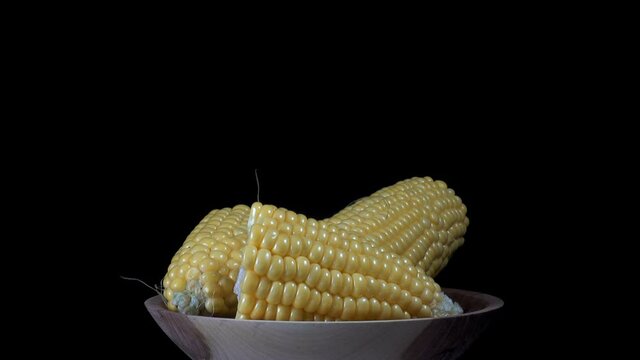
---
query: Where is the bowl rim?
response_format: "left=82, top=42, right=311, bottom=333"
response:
left=145, top=288, right=503, bottom=324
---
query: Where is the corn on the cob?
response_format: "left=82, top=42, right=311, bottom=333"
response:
left=234, top=202, right=451, bottom=320
left=162, top=176, right=467, bottom=320
left=162, top=205, right=250, bottom=316
left=326, top=177, right=468, bottom=277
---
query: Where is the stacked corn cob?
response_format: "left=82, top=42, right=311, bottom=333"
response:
left=327, top=177, right=468, bottom=277
left=163, top=205, right=249, bottom=316
left=162, top=177, right=467, bottom=320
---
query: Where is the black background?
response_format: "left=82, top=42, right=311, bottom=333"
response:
left=105, top=159, right=556, bottom=359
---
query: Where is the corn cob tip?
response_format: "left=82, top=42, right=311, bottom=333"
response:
left=433, top=292, right=463, bottom=317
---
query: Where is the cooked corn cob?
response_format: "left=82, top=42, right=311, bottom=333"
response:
left=234, top=202, right=451, bottom=320
left=162, top=205, right=250, bottom=316
left=162, top=176, right=467, bottom=319
left=326, top=177, right=468, bottom=277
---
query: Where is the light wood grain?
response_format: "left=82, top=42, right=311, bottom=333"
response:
left=145, top=288, right=503, bottom=360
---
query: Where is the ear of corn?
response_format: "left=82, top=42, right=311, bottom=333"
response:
left=234, top=202, right=449, bottom=320
left=326, top=177, right=468, bottom=277
left=162, top=205, right=250, bottom=316
left=162, top=176, right=468, bottom=320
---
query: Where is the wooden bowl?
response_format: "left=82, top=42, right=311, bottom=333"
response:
left=145, top=288, right=503, bottom=360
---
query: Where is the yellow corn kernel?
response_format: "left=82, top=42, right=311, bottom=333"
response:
left=266, top=281, right=284, bottom=304
left=355, top=297, right=370, bottom=320
left=303, top=290, right=322, bottom=313
left=293, top=283, right=311, bottom=309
